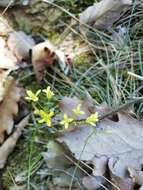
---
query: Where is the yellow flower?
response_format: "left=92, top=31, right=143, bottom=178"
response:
left=73, top=104, right=85, bottom=116
left=38, top=110, right=54, bottom=127
left=25, top=90, right=41, bottom=102
left=60, top=113, right=74, bottom=129
left=34, top=108, right=40, bottom=115
left=42, top=86, right=54, bottom=100
left=86, top=112, right=99, bottom=126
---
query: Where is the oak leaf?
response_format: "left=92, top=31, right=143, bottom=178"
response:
left=45, top=96, right=143, bottom=190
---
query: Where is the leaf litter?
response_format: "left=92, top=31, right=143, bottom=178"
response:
left=0, top=0, right=143, bottom=190
left=43, top=96, right=143, bottom=190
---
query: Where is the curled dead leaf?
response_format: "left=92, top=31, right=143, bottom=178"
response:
left=0, top=78, right=22, bottom=143
left=0, top=69, right=11, bottom=102
left=0, top=115, right=29, bottom=169
left=31, top=41, right=56, bottom=81
left=0, top=16, right=12, bottom=36
left=79, top=0, right=131, bottom=31
left=0, top=37, right=18, bottom=70
left=83, top=176, right=107, bottom=190
left=7, top=31, right=35, bottom=61
left=31, top=41, right=69, bottom=82
left=129, top=167, right=143, bottom=186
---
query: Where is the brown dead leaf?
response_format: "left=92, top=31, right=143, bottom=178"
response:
left=83, top=176, right=107, bottom=190
left=0, top=69, right=11, bottom=102
left=51, top=96, right=143, bottom=189
left=32, top=41, right=56, bottom=81
left=129, top=167, right=143, bottom=186
left=0, top=37, right=18, bottom=70
left=0, top=78, right=22, bottom=143
left=32, top=40, right=71, bottom=81
left=7, top=31, right=35, bottom=61
left=109, top=174, right=134, bottom=190
left=0, top=16, right=12, bottom=36
left=79, top=0, right=131, bottom=31
left=0, top=115, right=29, bottom=169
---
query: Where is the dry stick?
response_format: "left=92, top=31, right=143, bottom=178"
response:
left=99, top=97, right=143, bottom=120
left=65, top=154, right=120, bottom=190
left=79, top=160, right=120, bottom=190
left=1, top=0, right=13, bottom=15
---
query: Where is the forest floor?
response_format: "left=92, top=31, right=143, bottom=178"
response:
left=1, top=0, right=143, bottom=190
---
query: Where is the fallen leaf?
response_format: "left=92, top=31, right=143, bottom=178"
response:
left=42, top=141, right=73, bottom=170
left=0, top=37, right=18, bottom=70
left=82, top=176, right=107, bottom=190
left=46, top=96, right=143, bottom=189
left=43, top=141, right=85, bottom=188
left=0, top=16, right=12, bottom=36
left=109, top=168, right=134, bottom=190
left=79, top=0, right=131, bottom=31
left=0, top=78, right=22, bottom=143
left=32, top=41, right=56, bottom=81
left=0, top=115, right=29, bottom=169
left=53, top=166, right=84, bottom=188
left=0, top=69, right=11, bottom=102
left=59, top=95, right=96, bottom=120
left=7, top=31, right=35, bottom=61
left=32, top=41, right=68, bottom=82
left=129, top=167, right=143, bottom=185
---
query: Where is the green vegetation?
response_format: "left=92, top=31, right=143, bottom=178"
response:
left=2, top=0, right=143, bottom=189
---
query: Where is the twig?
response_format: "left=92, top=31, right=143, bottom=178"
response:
left=1, top=0, right=13, bottom=15
left=99, top=97, right=143, bottom=120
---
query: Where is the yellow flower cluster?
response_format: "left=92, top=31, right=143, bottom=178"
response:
left=25, top=89, right=99, bottom=129
left=60, top=113, right=73, bottom=129
left=73, top=104, right=84, bottom=116
left=25, top=87, right=55, bottom=127
left=61, top=104, right=99, bottom=129
left=25, top=90, right=41, bottom=102
left=25, top=86, right=54, bottom=102
left=42, top=86, right=54, bottom=100
left=86, top=112, right=99, bottom=126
